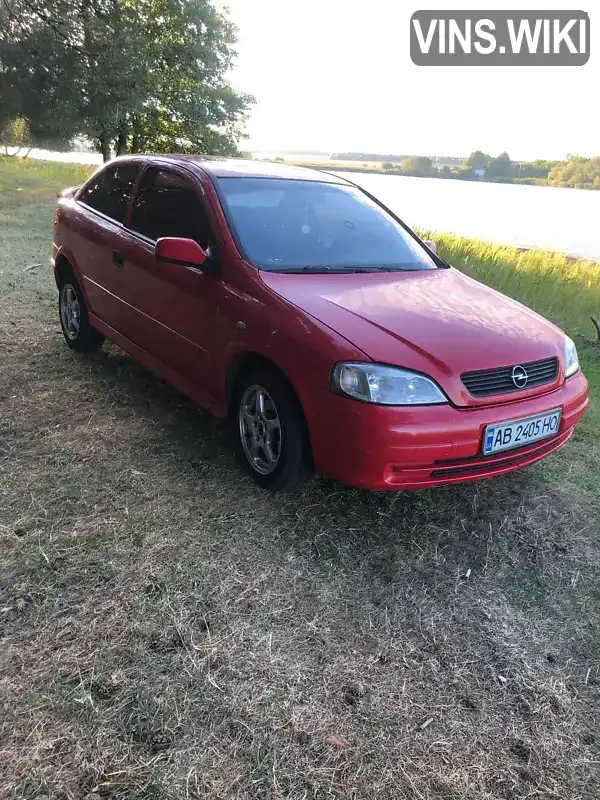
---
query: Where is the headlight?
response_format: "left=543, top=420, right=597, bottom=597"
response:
left=564, top=335, right=580, bottom=378
left=332, top=362, right=448, bottom=405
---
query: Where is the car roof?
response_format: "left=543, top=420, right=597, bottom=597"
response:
left=119, top=154, right=349, bottom=184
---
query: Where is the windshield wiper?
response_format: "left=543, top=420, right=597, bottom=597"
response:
left=268, top=265, right=405, bottom=274
left=268, top=265, right=342, bottom=273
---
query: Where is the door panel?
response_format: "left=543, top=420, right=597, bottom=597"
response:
left=116, top=167, right=219, bottom=389
left=69, top=208, right=128, bottom=330
left=115, top=230, right=214, bottom=386
left=70, top=162, right=140, bottom=330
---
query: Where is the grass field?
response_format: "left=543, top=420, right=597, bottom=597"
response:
left=1, top=156, right=599, bottom=799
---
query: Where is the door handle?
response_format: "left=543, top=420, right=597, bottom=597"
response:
left=113, top=250, right=125, bottom=268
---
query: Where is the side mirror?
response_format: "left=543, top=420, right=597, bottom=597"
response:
left=423, top=240, right=437, bottom=255
left=155, top=237, right=207, bottom=268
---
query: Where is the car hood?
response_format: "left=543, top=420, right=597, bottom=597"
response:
left=260, top=268, right=565, bottom=407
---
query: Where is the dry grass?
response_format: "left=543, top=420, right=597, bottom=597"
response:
left=1, top=156, right=600, bottom=799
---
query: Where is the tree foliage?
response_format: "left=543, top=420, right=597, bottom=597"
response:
left=547, top=155, right=600, bottom=188
left=486, top=151, right=513, bottom=178
left=465, top=150, right=490, bottom=170
left=0, top=0, right=81, bottom=147
left=0, top=0, right=253, bottom=160
left=400, top=155, right=433, bottom=176
left=464, top=150, right=516, bottom=179
left=1, top=116, right=33, bottom=155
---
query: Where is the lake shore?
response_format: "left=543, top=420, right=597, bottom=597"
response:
left=273, top=157, right=600, bottom=191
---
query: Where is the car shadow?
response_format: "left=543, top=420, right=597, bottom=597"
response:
left=71, top=342, right=563, bottom=592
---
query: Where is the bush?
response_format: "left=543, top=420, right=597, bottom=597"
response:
left=1, top=117, right=33, bottom=156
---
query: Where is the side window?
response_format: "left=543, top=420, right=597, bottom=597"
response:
left=78, top=163, right=139, bottom=223
left=129, top=168, right=212, bottom=248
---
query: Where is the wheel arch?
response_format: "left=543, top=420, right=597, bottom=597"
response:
left=228, top=350, right=318, bottom=486
left=54, top=250, right=94, bottom=311
left=226, top=350, right=316, bottom=476
left=226, top=352, right=295, bottom=414
left=54, top=253, right=76, bottom=286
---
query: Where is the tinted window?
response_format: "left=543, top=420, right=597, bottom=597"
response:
left=217, top=178, right=437, bottom=272
left=78, top=163, right=139, bottom=223
left=129, top=168, right=211, bottom=247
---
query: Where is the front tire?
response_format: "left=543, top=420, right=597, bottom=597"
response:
left=58, top=270, right=104, bottom=353
left=235, top=368, right=314, bottom=491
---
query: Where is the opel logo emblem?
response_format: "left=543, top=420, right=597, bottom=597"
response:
left=512, top=365, right=528, bottom=388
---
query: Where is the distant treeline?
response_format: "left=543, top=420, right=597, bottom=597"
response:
left=322, top=150, right=600, bottom=190
left=331, top=152, right=464, bottom=166
left=462, top=151, right=600, bottom=189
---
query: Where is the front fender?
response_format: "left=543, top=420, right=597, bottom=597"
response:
left=217, top=303, right=365, bottom=427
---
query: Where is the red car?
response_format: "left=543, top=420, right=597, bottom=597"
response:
left=52, top=156, right=588, bottom=490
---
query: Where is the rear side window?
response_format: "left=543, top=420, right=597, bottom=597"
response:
left=129, top=168, right=211, bottom=248
left=78, top=163, right=139, bottom=223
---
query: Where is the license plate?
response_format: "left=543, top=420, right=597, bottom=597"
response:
left=483, top=409, right=561, bottom=455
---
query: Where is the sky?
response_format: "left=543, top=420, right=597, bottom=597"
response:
left=218, top=0, right=599, bottom=160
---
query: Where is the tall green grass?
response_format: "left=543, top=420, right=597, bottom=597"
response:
left=419, top=230, right=600, bottom=339
left=0, top=154, right=93, bottom=191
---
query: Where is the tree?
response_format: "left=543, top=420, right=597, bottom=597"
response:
left=400, top=155, right=433, bottom=176
left=381, top=162, right=394, bottom=170
left=465, top=150, right=490, bottom=170
left=516, top=159, right=559, bottom=180
left=0, top=0, right=82, bottom=148
left=486, top=151, right=513, bottom=178
left=548, top=155, right=600, bottom=187
left=0, top=0, right=253, bottom=160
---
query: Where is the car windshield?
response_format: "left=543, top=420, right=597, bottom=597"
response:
left=216, top=177, right=437, bottom=272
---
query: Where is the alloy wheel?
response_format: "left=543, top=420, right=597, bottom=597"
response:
left=60, top=283, right=81, bottom=341
left=238, top=384, right=282, bottom=475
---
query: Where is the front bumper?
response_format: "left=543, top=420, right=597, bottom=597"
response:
left=309, top=371, right=588, bottom=490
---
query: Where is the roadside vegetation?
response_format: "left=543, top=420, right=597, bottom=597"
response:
left=1, top=156, right=599, bottom=799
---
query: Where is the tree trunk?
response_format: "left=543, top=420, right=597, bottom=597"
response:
left=99, top=134, right=111, bottom=162
left=116, top=130, right=128, bottom=156
left=131, top=117, right=141, bottom=153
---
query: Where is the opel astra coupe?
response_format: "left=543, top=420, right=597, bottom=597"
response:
left=52, top=156, right=588, bottom=490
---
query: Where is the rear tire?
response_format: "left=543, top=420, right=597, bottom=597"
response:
left=58, top=268, right=105, bottom=353
left=234, top=368, right=314, bottom=491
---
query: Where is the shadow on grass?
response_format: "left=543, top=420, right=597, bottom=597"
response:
left=71, top=342, right=572, bottom=595
left=3, top=336, right=598, bottom=800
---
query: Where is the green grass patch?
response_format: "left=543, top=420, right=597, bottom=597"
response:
left=0, top=154, right=93, bottom=191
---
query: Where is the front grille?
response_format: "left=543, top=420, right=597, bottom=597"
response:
left=462, top=357, right=558, bottom=397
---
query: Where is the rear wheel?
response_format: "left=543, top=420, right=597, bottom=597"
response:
left=235, top=368, right=314, bottom=491
left=58, top=269, right=104, bottom=353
